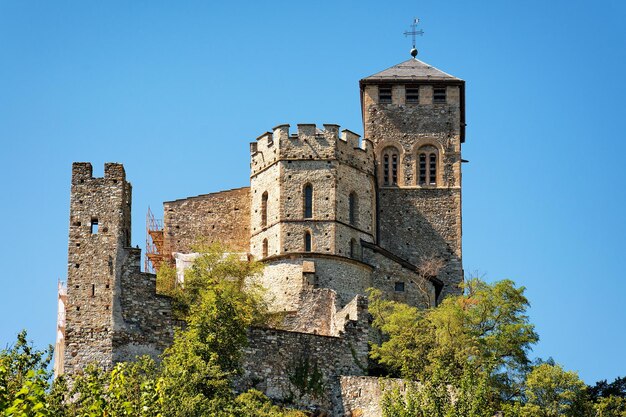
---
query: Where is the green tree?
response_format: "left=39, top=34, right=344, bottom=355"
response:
left=156, top=243, right=301, bottom=416
left=0, top=330, right=54, bottom=416
left=595, top=396, right=626, bottom=417
left=1, top=245, right=304, bottom=417
left=516, top=363, right=591, bottom=417
left=371, top=279, right=538, bottom=390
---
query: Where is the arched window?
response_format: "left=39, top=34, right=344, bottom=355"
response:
left=382, top=147, right=399, bottom=186
left=262, top=238, right=268, bottom=258
left=417, top=146, right=438, bottom=186
left=349, top=192, right=358, bottom=226
left=304, top=231, right=312, bottom=252
left=304, top=184, right=313, bottom=219
left=261, top=191, right=268, bottom=227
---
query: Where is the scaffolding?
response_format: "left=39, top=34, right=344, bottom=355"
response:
left=145, top=207, right=168, bottom=273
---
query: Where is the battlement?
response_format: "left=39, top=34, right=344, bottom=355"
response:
left=72, top=162, right=126, bottom=183
left=250, top=124, right=374, bottom=176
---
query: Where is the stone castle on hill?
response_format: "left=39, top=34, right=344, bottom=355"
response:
left=55, top=56, right=467, bottom=416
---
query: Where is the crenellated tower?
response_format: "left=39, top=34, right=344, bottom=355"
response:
left=360, top=58, right=465, bottom=297
left=62, top=162, right=173, bottom=376
left=249, top=124, right=377, bottom=308
left=64, top=163, right=132, bottom=373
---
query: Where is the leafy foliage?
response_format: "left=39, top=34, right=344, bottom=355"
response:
left=371, top=279, right=538, bottom=395
left=0, top=245, right=305, bottom=416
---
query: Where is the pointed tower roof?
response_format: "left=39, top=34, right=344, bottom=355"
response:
left=360, top=58, right=462, bottom=84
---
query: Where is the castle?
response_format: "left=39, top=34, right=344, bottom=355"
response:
left=55, top=55, right=466, bottom=416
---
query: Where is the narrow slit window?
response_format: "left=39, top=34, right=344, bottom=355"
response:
left=433, top=86, right=446, bottom=104
left=350, top=238, right=358, bottom=259
left=379, top=86, right=392, bottom=104
left=349, top=192, right=358, bottom=226
left=391, top=154, right=398, bottom=185
left=304, top=231, right=312, bottom=252
left=304, top=184, right=313, bottom=219
left=91, top=284, right=95, bottom=297
left=406, top=85, right=419, bottom=104
left=429, top=154, right=437, bottom=184
left=261, top=192, right=268, bottom=227
left=419, top=154, right=427, bottom=185
left=383, top=154, right=390, bottom=185
left=262, top=239, right=268, bottom=258
left=90, top=219, right=99, bottom=234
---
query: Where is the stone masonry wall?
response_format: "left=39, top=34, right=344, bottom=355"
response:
left=339, top=376, right=409, bottom=417
left=163, top=187, right=251, bottom=255
left=113, top=247, right=173, bottom=363
left=250, top=163, right=281, bottom=258
left=64, top=163, right=131, bottom=373
left=236, top=296, right=369, bottom=414
left=363, top=244, right=436, bottom=309
left=378, top=188, right=462, bottom=297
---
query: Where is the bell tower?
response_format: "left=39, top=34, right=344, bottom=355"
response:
left=360, top=57, right=466, bottom=297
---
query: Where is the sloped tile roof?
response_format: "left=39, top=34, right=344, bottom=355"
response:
left=361, top=58, right=462, bottom=83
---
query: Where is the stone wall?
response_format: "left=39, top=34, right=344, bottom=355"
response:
left=236, top=295, right=369, bottom=414
left=378, top=188, right=462, bottom=297
left=363, top=243, right=437, bottom=308
left=113, top=248, right=173, bottom=363
left=163, top=187, right=251, bottom=254
left=339, top=376, right=409, bottom=417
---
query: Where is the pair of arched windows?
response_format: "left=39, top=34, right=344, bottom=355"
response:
left=382, top=147, right=399, bottom=186
left=380, top=146, right=439, bottom=186
left=418, top=146, right=438, bottom=186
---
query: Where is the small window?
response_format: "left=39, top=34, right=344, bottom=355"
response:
left=379, top=86, right=392, bottom=104
left=394, top=281, right=405, bottom=292
left=419, top=154, right=427, bottom=185
left=262, top=239, right=268, bottom=258
left=433, top=87, right=446, bottom=104
left=90, top=219, right=99, bottom=234
left=350, top=238, right=359, bottom=259
left=406, top=85, right=419, bottom=104
left=304, top=231, right=312, bottom=252
left=429, top=154, right=437, bottom=185
left=304, top=184, right=313, bottom=219
left=349, top=192, right=358, bottom=226
left=261, top=192, right=268, bottom=227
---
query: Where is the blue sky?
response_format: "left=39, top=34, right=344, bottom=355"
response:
left=1, top=0, right=625, bottom=384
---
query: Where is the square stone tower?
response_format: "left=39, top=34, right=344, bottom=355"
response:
left=64, top=163, right=132, bottom=373
left=360, top=58, right=465, bottom=297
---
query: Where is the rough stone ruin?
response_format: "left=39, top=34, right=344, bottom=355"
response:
left=55, top=57, right=466, bottom=416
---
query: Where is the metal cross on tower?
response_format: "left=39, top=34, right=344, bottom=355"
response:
left=404, top=18, right=424, bottom=58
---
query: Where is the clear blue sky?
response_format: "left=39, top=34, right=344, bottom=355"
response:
left=1, top=0, right=624, bottom=384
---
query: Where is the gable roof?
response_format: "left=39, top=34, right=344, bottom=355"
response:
left=360, top=58, right=462, bottom=83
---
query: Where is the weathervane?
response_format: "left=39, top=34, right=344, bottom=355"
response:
left=404, top=18, right=424, bottom=58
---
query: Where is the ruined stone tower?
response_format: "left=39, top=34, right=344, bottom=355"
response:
left=64, top=163, right=132, bottom=373
left=360, top=58, right=465, bottom=297
left=63, top=163, right=173, bottom=375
